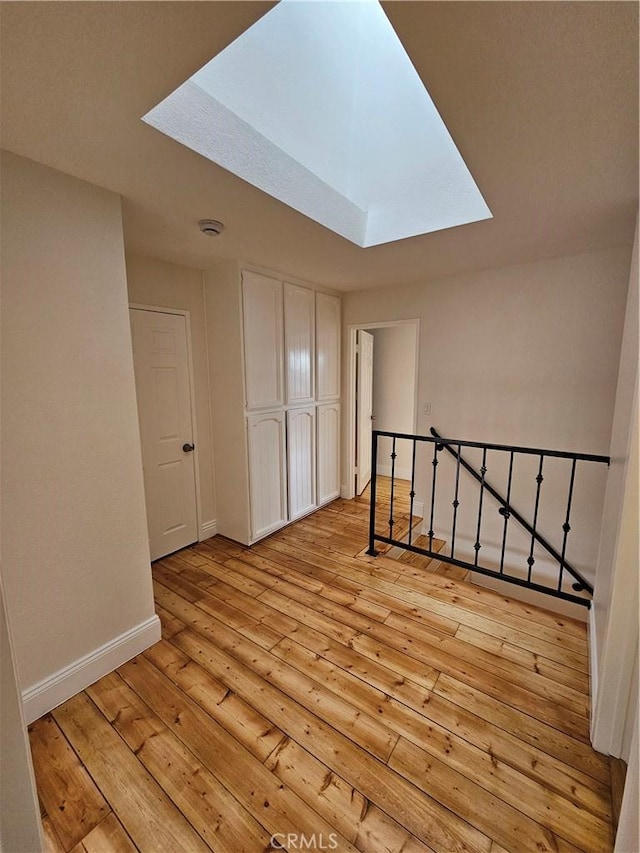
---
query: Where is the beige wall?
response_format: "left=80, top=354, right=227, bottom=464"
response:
left=204, top=260, right=253, bottom=544
left=1, top=153, right=157, bottom=711
left=126, top=253, right=217, bottom=532
left=0, top=580, right=43, bottom=852
left=343, top=247, right=630, bottom=600
left=592, top=216, right=638, bottom=761
left=370, top=325, right=418, bottom=477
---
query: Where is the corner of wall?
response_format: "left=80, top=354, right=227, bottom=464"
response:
left=21, top=615, right=161, bottom=725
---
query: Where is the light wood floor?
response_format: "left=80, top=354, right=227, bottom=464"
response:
left=30, top=483, right=615, bottom=853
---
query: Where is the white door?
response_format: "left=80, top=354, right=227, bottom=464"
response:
left=242, top=271, right=284, bottom=410
left=317, top=402, right=340, bottom=505
left=316, top=292, right=341, bottom=401
left=287, top=407, right=316, bottom=520
left=130, top=309, right=198, bottom=560
left=284, top=283, right=315, bottom=405
left=356, top=330, right=374, bottom=495
left=247, top=410, right=288, bottom=540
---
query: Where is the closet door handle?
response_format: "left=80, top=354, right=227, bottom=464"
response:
left=182, top=443, right=195, bottom=453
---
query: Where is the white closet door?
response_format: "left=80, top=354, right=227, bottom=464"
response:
left=316, top=292, right=341, bottom=401
left=284, top=283, right=315, bottom=405
left=317, top=402, right=340, bottom=505
left=242, top=271, right=284, bottom=410
left=247, top=411, right=288, bottom=540
left=287, top=407, right=316, bottom=520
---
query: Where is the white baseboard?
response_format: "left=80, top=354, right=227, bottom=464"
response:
left=340, top=484, right=351, bottom=499
left=414, top=500, right=424, bottom=519
left=200, top=519, right=217, bottom=541
left=22, top=614, right=161, bottom=724
left=589, top=604, right=598, bottom=738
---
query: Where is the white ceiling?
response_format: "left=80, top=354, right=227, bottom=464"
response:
left=1, top=1, right=638, bottom=290
left=145, top=0, right=492, bottom=247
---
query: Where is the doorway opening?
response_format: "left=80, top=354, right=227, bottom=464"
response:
left=346, top=319, right=420, bottom=500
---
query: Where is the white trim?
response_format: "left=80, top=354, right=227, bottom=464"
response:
left=340, top=484, right=350, bottom=499
left=200, top=519, right=218, bottom=541
left=22, top=615, right=161, bottom=724
left=346, top=319, right=421, bottom=501
left=129, top=304, right=203, bottom=551
left=589, top=604, right=599, bottom=738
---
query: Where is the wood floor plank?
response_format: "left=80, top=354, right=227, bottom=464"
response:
left=69, top=813, right=137, bottom=853
left=53, top=693, right=210, bottom=853
left=376, top=554, right=588, bottom=641
left=454, top=624, right=589, bottom=693
left=254, top=537, right=402, bottom=583
left=28, top=714, right=109, bottom=850
left=286, top=621, right=440, bottom=697
left=389, top=737, right=594, bottom=853
left=155, top=604, right=186, bottom=640
left=221, top=548, right=461, bottom=638
left=143, top=639, right=287, bottom=762
left=434, top=674, right=610, bottom=783
left=153, top=567, right=284, bottom=649
left=271, top=635, right=612, bottom=847
left=265, top=738, right=434, bottom=852
left=255, top=585, right=591, bottom=739
left=117, top=654, right=360, bottom=851
left=87, top=671, right=274, bottom=853
left=147, top=636, right=430, bottom=853
left=30, top=481, right=612, bottom=853
left=158, top=595, right=400, bottom=763
left=172, top=628, right=492, bottom=853
left=254, top=532, right=590, bottom=668
left=385, top=613, right=589, bottom=717
left=41, top=815, right=67, bottom=853
left=279, top=535, right=590, bottom=669
left=286, top=625, right=609, bottom=818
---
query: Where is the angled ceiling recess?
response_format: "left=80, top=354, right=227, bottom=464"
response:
left=143, top=0, right=492, bottom=247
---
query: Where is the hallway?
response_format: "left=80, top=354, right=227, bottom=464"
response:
left=30, top=491, right=614, bottom=853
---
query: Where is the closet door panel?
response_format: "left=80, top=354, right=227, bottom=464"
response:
left=247, top=411, right=288, bottom=540
left=317, top=402, right=340, bottom=505
left=287, top=407, right=316, bottom=520
left=316, top=292, right=341, bottom=401
left=242, top=271, right=284, bottom=410
left=284, top=283, right=315, bottom=405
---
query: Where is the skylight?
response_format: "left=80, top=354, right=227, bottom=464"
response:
left=143, top=0, right=492, bottom=247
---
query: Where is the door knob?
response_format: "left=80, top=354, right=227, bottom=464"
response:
left=182, top=443, right=195, bottom=453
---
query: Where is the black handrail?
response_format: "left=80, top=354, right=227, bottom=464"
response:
left=373, top=428, right=610, bottom=464
left=430, top=428, right=595, bottom=595
left=367, top=428, right=610, bottom=608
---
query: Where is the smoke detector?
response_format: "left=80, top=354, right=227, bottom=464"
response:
left=199, top=219, right=225, bottom=236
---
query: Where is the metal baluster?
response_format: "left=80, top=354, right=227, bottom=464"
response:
left=558, top=459, right=577, bottom=592
left=526, top=455, right=545, bottom=583
left=367, top=431, right=379, bottom=556
left=408, top=439, right=417, bottom=547
left=388, top=436, right=397, bottom=541
left=499, top=452, right=514, bottom=574
left=450, top=444, right=462, bottom=558
left=428, top=441, right=440, bottom=550
left=474, top=448, right=488, bottom=566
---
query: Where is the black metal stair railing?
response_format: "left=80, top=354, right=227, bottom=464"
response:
left=366, top=428, right=610, bottom=607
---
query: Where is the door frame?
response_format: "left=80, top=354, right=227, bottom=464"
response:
left=129, top=303, right=204, bottom=544
left=345, top=318, right=420, bottom=500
